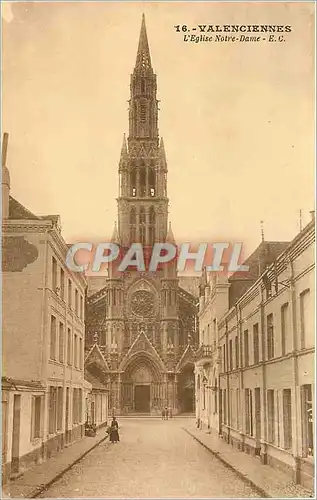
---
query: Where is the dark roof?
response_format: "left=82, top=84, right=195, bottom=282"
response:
left=229, top=241, right=290, bottom=283
left=9, top=196, right=40, bottom=220
left=9, top=196, right=59, bottom=225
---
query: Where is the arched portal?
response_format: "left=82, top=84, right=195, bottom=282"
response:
left=178, top=363, right=195, bottom=413
left=121, top=353, right=163, bottom=414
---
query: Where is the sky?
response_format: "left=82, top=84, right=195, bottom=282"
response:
left=2, top=1, right=315, bottom=259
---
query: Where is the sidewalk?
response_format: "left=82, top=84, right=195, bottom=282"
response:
left=183, top=423, right=313, bottom=498
left=2, top=429, right=109, bottom=499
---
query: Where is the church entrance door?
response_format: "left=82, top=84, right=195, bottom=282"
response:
left=134, top=385, right=150, bottom=412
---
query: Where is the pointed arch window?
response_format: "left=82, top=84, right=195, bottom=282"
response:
left=139, top=167, right=146, bottom=197
left=139, top=207, right=146, bottom=246
left=149, top=168, right=156, bottom=196
left=130, top=207, right=136, bottom=242
left=140, top=103, right=146, bottom=122
left=131, top=170, right=137, bottom=197
left=149, top=206, right=155, bottom=246
left=141, top=79, right=146, bottom=94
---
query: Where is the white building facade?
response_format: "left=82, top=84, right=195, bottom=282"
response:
left=195, top=218, right=315, bottom=489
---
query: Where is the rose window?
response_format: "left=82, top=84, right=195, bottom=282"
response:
left=130, top=290, right=155, bottom=317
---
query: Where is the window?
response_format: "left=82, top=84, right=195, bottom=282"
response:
left=141, top=78, right=145, bottom=93
left=50, top=316, right=57, bottom=360
left=67, top=328, right=72, bottom=365
left=130, top=207, right=136, bottom=241
left=75, top=289, right=79, bottom=315
left=214, top=379, right=218, bottom=414
left=301, top=384, right=313, bottom=457
left=140, top=103, right=146, bottom=122
left=149, top=169, right=156, bottom=197
left=234, top=336, right=239, bottom=368
left=267, top=313, right=274, bottom=360
left=80, top=296, right=84, bottom=320
left=139, top=207, right=146, bottom=245
left=74, top=334, right=78, bottom=368
left=59, top=322, right=64, bottom=363
left=68, top=279, right=72, bottom=308
left=267, top=389, right=275, bottom=444
left=283, top=389, right=292, bottom=450
left=73, top=389, right=78, bottom=424
left=229, top=339, right=233, bottom=371
left=131, top=171, right=136, bottom=197
left=31, top=396, right=42, bottom=439
left=222, top=344, right=226, bottom=373
left=300, top=289, right=310, bottom=349
left=149, top=206, right=155, bottom=245
left=79, top=337, right=83, bottom=370
left=213, top=319, right=217, bottom=339
left=57, top=387, right=63, bottom=431
left=236, top=389, right=240, bottom=429
left=281, top=303, right=289, bottom=356
left=73, top=388, right=83, bottom=424
left=245, top=389, right=253, bottom=436
left=253, top=323, right=259, bottom=364
left=60, top=268, right=65, bottom=299
left=48, top=386, right=57, bottom=434
left=223, top=389, right=227, bottom=424
left=244, top=330, right=249, bottom=367
left=52, top=257, right=57, bottom=291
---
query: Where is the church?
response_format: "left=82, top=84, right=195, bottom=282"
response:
left=85, top=15, right=199, bottom=416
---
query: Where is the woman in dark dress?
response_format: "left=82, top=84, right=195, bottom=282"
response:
left=109, top=417, right=119, bottom=443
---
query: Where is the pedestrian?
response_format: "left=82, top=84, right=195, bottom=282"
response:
left=161, top=408, right=165, bottom=420
left=168, top=406, right=172, bottom=419
left=109, top=416, right=120, bottom=443
left=164, top=406, right=168, bottom=420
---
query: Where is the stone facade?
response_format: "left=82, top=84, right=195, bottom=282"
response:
left=85, top=16, right=199, bottom=415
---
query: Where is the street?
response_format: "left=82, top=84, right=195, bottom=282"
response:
left=40, top=418, right=261, bottom=498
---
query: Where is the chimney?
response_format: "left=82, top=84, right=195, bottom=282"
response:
left=2, top=133, right=10, bottom=219
left=309, top=210, right=315, bottom=222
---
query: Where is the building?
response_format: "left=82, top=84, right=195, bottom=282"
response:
left=2, top=134, right=88, bottom=482
left=84, top=353, right=109, bottom=428
left=195, top=271, right=230, bottom=431
left=85, top=16, right=198, bottom=415
left=196, top=217, right=315, bottom=489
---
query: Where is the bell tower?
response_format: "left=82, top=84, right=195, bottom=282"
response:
left=117, top=14, right=168, bottom=249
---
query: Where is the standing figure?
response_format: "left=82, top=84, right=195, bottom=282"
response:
left=164, top=406, right=168, bottom=420
left=161, top=408, right=165, bottom=420
left=168, top=406, right=172, bottom=419
left=109, top=417, right=120, bottom=443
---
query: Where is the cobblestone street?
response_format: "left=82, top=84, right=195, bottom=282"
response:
left=39, top=418, right=261, bottom=498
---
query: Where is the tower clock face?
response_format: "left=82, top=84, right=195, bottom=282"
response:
left=130, top=290, right=155, bottom=318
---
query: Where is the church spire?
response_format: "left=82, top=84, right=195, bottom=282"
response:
left=166, top=222, right=175, bottom=244
left=120, top=134, right=128, bottom=160
left=159, top=137, right=166, bottom=162
left=134, top=14, right=152, bottom=73
left=111, top=221, right=120, bottom=245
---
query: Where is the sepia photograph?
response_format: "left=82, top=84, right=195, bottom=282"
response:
left=1, top=1, right=315, bottom=498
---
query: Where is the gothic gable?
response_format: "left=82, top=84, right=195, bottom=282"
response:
left=119, top=329, right=166, bottom=372
left=85, top=343, right=110, bottom=371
